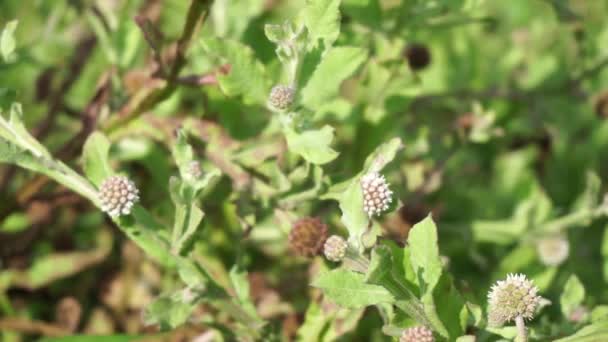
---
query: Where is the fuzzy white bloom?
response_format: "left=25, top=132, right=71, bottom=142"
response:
left=361, top=172, right=393, bottom=217
left=99, top=175, right=140, bottom=217
left=536, top=235, right=569, bottom=266
left=187, top=160, right=203, bottom=179
left=400, top=326, right=434, bottom=342
left=323, top=235, right=347, bottom=262
left=487, top=273, right=541, bottom=327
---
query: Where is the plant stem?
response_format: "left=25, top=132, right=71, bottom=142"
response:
left=515, top=315, right=527, bottom=342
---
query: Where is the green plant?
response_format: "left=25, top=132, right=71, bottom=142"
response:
left=3, top=1, right=608, bottom=341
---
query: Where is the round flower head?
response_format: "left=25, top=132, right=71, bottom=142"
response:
left=288, top=217, right=328, bottom=257
left=487, top=273, right=541, bottom=327
left=536, top=235, right=569, bottom=267
left=361, top=172, right=393, bottom=217
left=99, top=175, right=140, bottom=217
left=400, top=326, right=434, bottom=342
left=268, top=84, right=295, bottom=111
left=323, top=235, right=347, bottom=262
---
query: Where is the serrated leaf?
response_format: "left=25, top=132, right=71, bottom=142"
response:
left=303, top=0, right=341, bottom=48
left=201, top=37, right=269, bottom=105
left=301, top=46, right=367, bottom=109
left=284, top=125, right=339, bottom=164
left=561, top=274, right=586, bottom=319
left=312, top=269, right=394, bottom=308
left=1, top=20, right=18, bottom=61
left=82, top=132, right=113, bottom=187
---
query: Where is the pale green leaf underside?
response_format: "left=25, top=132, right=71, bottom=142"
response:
left=285, top=125, right=339, bottom=164
left=82, top=131, right=113, bottom=187
left=301, top=46, right=367, bottom=109
left=312, top=269, right=394, bottom=308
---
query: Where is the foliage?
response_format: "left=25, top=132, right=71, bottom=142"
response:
left=2, top=0, right=608, bottom=341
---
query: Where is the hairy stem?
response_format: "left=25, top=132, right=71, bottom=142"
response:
left=515, top=315, right=527, bottom=342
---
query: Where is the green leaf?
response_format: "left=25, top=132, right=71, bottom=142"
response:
left=561, top=274, right=586, bottom=319
left=284, top=125, right=339, bottom=164
left=408, top=215, right=443, bottom=292
left=201, top=37, right=269, bottom=105
left=1, top=103, right=51, bottom=158
left=296, top=302, right=332, bottom=341
left=143, top=294, right=195, bottom=329
left=0, top=20, right=18, bottom=62
left=338, top=179, right=369, bottom=249
left=303, top=0, right=341, bottom=48
left=82, top=132, right=113, bottom=187
left=553, top=321, right=608, bottom=342
left=362, top=137, right=404, bottom=173
left=229, top=265, right=259, bottom=319
left=300, top=46, right=367, bottom=109
left=312, top=269, right=394, bottom=308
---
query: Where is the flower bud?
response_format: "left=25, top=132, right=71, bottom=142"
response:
left=536, top=235, right=569, bottom=267
left=400, top=326, right=434, bottom=342
left=268, top=84, right=295, bottom=111
left=487, top=273, right=541, bottom=327
left=288, top=217, right=328, bottom=257
left=361, top=172, right=393, bottom=217
left=99, top=175, right=140, bottom=217
left=323, top=235, right=347, bottom=262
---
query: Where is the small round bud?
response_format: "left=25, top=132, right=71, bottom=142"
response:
left=99, top=175, right=140, bottom=217
left=268, top=84, right=295, bottom=111
left=536, top=235, right=569, bottom=267
left=361, top=172, right=393, bottom=217
left=487, top=273, right=541, bottom=327
left=187, top=160, right=203, bottom=179
left=400, top=326, right=434, bottom=342
left=288, top=217, right=328, bottom=257
left=403, top=43, right=431, bottom=71
left=323, top=235, right=347, bottom=262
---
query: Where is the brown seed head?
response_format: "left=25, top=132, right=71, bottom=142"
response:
left=288, top=217, right=328, bottom=257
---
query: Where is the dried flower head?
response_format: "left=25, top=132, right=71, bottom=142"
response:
left=487, top=273, right=541, bottom=327
left=323, top=235, right=347, bottom=262
left=403, top=43, right=431, bottom=71
left=536, top=235, right=569, bottom=266
left=268, top=84, right=295, bottom=111
left=400, top=326, right=434, bottom=342
left=361, top=172, right=393, bottom=217
left=288, top=217, right=328, bottom=257
left=99, top=175, right=140, bottom=217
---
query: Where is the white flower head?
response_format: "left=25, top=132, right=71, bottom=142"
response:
left=400, top=326, right=434, bottom=342
left=323, top=235, right=347, bottom=262
left=487, top=273, right=541, bottom=327
left=536, top=235, right=569, bottom=266
left=361, top=172, right=393, bottom=217
left=99, top=175, right=140, bottom=217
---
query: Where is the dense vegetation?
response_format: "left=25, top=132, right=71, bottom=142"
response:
left=2, top=1, right=608, bottom=341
